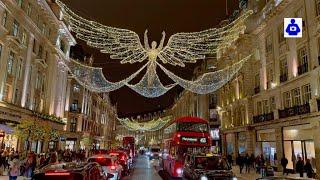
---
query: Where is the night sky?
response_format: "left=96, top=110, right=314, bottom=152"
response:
left=62, top=0, right=239, bottom=117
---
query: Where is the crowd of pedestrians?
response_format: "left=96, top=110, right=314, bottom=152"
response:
left=228, top=153, right=315, bottom=178
left=0, top=148, right=87, bottom=180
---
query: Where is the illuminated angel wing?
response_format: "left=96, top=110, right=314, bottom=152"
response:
left=56, top=0, right=148, bottom=64
left=158, top=10, right=253, bottom=67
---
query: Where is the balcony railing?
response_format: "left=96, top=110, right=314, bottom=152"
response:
left=253, top=112, right=274, bottom=123
left=298, top=63, right=308, bottom=75
left=278, top=104, right=310, bottom=119
left=254, top=86, right=260, bottom=94
left=280, top=74, right=288, bottom=83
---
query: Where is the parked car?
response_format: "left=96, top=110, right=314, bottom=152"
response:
left=88, top=154, right=123, bottom=180
left=32, top=162, right=113, bottom=180
left=108, top=150, right=132, bottom=175
left=183, top=154, right=236, bottom=180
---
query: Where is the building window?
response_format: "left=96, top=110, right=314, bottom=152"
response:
left=21, top=31, right=27, bottom=45
left=291, top=88, right=301, bottom=106
left=267, top=64, right=273, bottom=89
left=38, top=45, right=43, bottom=58
left=71, top=100, right=78, bottom=111
left=70, top=118, right=77, bottom=132
left=2, top=10, right=7, bottom=27
left=301, top=84, right=311, bottom=105
left=17, top=59, right=23, bottom=79
left=73, top=84, right=80, bottom=93
left=60, top=40, right=66, bottom=53
left=280, top=58, right=288, bottom=82
left=16, top=0, right=23, bottom=8
left=278, top=24, right=285, bottom=44
left=262, top=100, right=269, bottom=114
left=7, top=52, right=14, bottom=75
left=265, top=34, right=273, bottom=54
left=254, top=74, right=260, bottom=94
left=42, top=23, right=46, bottom=35
left=317, top=0, right=320, bottom=17
left=26, top=3, right=32, bottom=16
left=270, top=96, right=276, bottom=111
left=12, top=20, right=19, bottom=37
left=283, top=91, right=291, bottom=108
left=257, top=101, right=262, bottom=115
left=0, top=44, right=2, bottom=59
left=297, top=46, right=308, bottom=75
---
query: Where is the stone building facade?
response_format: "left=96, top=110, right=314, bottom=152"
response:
left=0, top=0, right=117, bottom=153
left=219, top=0, right=320, bottom=173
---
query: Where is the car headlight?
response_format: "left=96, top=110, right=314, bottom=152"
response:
left=176, top=168, right=183, bottom=175
left=232, top=178, right=237, bottom=180
left=200, top=176, right=208, bottom=180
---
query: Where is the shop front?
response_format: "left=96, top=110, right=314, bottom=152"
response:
left=256, top=129, right=277, bottom=167
left=283, top=124, right=316, bottom=171
left=225, top=133, right=235, bottom=155
left=238, top=132, right=247, bottom=154
left=0, top=124, right=17, bottom=150
left=65, top=138, right=77, bottom=151
left=210, top=128, right=221, bottom=154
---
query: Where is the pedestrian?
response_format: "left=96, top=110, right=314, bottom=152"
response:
left=250, top=153, right=255, bottom=169
left=8, top=158, right=19, bottom=180
left=24, top=152, right=35, bottom=178
left=227, top=153, right=233, bottom=166
left=304, top=159, right=314, bottom=178
left=281, top=156, right=288, bottom=175
left=236, top=154, right=244, bottom=174
left=296, top=157, right=304, bottom=177
left=244, top=153, right=251, bottom=173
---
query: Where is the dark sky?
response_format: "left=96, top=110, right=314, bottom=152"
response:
left=62, top=0, right=239, bottom=117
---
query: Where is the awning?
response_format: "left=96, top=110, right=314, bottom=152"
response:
left=0, top=124, right=14, bottom=134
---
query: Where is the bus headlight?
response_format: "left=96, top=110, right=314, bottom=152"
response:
left=176, top=168, right=183, bottom=175
left=200, top=176, right=208, bottom=180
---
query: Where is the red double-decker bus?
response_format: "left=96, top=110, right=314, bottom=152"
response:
left=123, top=136, right=135, bottom=157
left=161, top=116, right=211, bottom=178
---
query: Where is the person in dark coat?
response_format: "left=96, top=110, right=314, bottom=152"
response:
left=244, top=153, right=251, bottom=173
left=236, top=154, right=245, bottom=174
left=304, top=159, right=314, bottom=178
left=296, top=157, right=304, bottom=177
left=281, top=156, right=288, bottom=175
left=227, top=153, right=233, bottom=166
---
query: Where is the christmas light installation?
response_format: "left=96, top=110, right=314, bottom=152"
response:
left=118, top=116, right=172, bottom=132
left=56, top=0, right=253, bottom=98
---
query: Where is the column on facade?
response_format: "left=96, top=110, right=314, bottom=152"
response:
left=0, top=40, right=10, bottom=100
left=29, top=63, right=37, bottom=110
left=64, top=78, right=72, bottom=111
left=275, top=127, right=284, bottom=171
left=287, top=38, right=298, bottom=79
left=21, top=33, right=34, bottom=107
left=47, top=53, right=58, bottom=115
left=312, top=121, right=320, bottom=174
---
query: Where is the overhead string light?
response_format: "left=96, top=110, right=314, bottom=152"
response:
left=118, top=116, right=172, bottom=132
left=56, top=0, right=253, bottom=98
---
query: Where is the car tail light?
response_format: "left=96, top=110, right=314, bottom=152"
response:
left=110, top=165, right=116, bottom=170
left=45, top=172, right=70, bottom=176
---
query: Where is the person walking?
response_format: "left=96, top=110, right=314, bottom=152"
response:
left=227, top=153, right=233, bottom=166
left=304, top=159, right=314, bottom=178
left=8, top=158, right=19, bottom=180
left=245, top=153, right=251, bottom=173
left=296, top=157, right=304, bottom=177
left=281, top=156, right=288, bottom=175
left=236, top=154, right=245, bottom=174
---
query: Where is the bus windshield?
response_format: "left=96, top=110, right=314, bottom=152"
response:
left=177, top=122, right=208, bottom=133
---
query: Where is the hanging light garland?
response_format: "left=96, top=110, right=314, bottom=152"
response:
left=56, top=0, right=253, bottom=98
left=118, top=116, right=172, bottom=132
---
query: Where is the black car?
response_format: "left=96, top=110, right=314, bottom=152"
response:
left=183, top=154, right=236, bottom=180
left=32, top=162, right=114, bottom=180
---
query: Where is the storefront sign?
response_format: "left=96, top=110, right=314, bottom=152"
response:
left=181, top=137, right=198, bottom=142
left=210, top=129, right=220, bottom=140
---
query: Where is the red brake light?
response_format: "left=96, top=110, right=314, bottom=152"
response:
left=110, top=165, right=116, bottom=170
left=45, top=172, right=70, bottom=176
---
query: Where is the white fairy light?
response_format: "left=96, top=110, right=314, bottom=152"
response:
left=118, top=116, right=172, bottom=131
left=55, top=0, right=253, bottom=98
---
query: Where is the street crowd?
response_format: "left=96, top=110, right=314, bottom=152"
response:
left=0, top=148, right=87, bottom=180
left=227, top=153, right=315, bottom=178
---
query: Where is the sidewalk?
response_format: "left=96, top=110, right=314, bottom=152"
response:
left=231, top=166, right=315, bottom=180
